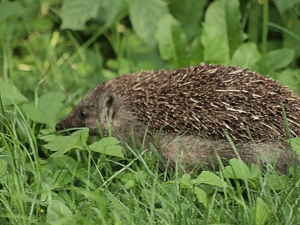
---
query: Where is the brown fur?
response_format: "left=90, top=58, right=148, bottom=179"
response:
left=56, top=63, right=300, bottom=173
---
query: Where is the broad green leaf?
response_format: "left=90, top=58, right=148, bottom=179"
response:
left=253, top=48, right=295, bottom=74
left=155, top=15, right=187, bottom=67
left=38, top=133, right=57, bottom=143
left=134, top=170, right=148, bottom=182
left=61, top=0, right=101, bottom=30
left=223, top=158, right=261, bottom=180
left=188, top=36, right=204, bottom=64
left=265, top=174, right=289, bottom=190
left=194, top=187, right=207, bottom=208
left=0, top=1, right=23, bottom=21
left=231, top=43, right=261, bottom=68
left=124, top=180, right=136, bottom=190
left=121, top=171, right=148, bottom=188
left=201, top=0, right=244, bottom=64
left=129, top=0, right=169, bottom=47
left=255, top=197, right=271, bottom=225
left=274, top=0, right=300, bottom=15
left=276, top=69, right=300, bottom=93
left=40, top=163, right=56, bottom=180
left=49, top=155, right=87, bottom=178
left=47, top=200, right=73, bottom=222
left=178, top=173, right=192, bottom=189
left=119, top=32, right=164, bottom=72
left=0, top=81, right=27, bottom=105
left=290, top=137, right=300, bottom=156
left=169, top=0, right=207, bottom=40
left=46, top=169, right=72, bottom=189
left=97, top=0, right=127, bottom=28
left=121, top=172, right=135, bottom=183
left=22, top=91, right=65, bottom=126
left=45, top=129, right=89, bottom=158
left=223, top=158, right=250, bottom=179
left=74, top=168, right=91, bottom=181
left=223, top=0, right=245, bottom=54
left=89, top=137, right=124, bottom=158
left=202, top=23, right=230, bottom=63
left=191, top=171, right=228, bottom=188
left=51, top=155, right=78, bottom=170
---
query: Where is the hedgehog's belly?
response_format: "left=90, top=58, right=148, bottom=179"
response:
left=156, top=133, right=295, bottom=174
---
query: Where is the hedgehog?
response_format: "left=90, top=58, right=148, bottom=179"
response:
left=56, top=63, right=300, bottom=173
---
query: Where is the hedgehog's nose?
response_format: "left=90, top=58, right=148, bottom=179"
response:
left=55, top=122, right=63, bottom=131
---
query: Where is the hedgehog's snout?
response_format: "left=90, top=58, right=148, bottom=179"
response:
left=55, top=122, right=64, bottom=131
left=55, top=121, right=76, bottom=134
left=55, top=123, right=62, bottom=131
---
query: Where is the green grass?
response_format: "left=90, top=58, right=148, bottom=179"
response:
left=1, top=0, right=300, bottom=224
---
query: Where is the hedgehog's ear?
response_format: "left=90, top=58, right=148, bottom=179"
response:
left=104, top=93, right=116, bottom=120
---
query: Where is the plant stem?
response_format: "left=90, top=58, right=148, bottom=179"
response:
left=262, top=0, right=269, bottom=55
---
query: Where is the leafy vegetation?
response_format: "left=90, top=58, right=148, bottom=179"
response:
left=1, top=0, right=300, bottom=224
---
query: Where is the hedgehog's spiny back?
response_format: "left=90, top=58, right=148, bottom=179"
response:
left=104, top=63, right=300, bottom=142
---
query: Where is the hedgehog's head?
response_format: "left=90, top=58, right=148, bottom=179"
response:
left=55, top=84, right=117, bottom=137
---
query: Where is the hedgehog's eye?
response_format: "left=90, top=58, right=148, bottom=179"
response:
left=79, top=110, right=86, bottom=120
